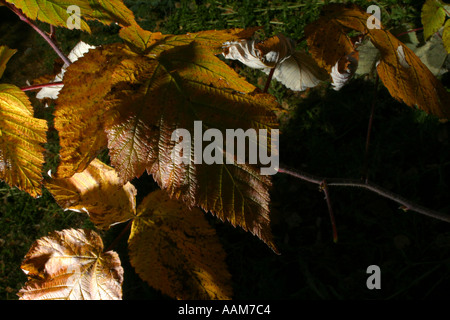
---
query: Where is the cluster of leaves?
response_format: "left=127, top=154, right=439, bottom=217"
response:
left=0, top=0, right=448, bottom=299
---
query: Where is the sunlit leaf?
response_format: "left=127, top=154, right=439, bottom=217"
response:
left=0, top=84, right=47, bottom=197
left=6, top=0, right=137, bottom=33
left=55, top=32, right=279, bottom=251
left=128, top=190, right=232, bottom=300
left=0, top=45, right=17, bottom=80
left=18, top=228, right=123, bottom=300
left=45, top=159, right=137, bottom=229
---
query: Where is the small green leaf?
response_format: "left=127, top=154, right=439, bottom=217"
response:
left=421, top=0, right=447, bottom=40
left=443, top=19, right=450, bottom=53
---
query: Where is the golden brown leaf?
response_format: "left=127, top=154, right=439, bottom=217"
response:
left=55, top=40, right=279, bottom=251
left=306, top=4, right=450, bottom=119
left=128, top=190, right=232, bottom=300
left=0, top=84, right=47, bottom=197
left=54, top=45, right=137, bottom=178
left=18, top=229, right=123, bottom=300
left=421, top=0, right=447, bottom=40
left=45, top=159, right=137, bottom=229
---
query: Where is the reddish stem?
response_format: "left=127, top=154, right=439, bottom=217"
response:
left=5, top=2, right=71, bottom=66
left=263, top=67, right=276, bottom=93
left=395, top=27, right=423, bottom=38
left=21, top=81, right=64, bottom=92
left=321, top=180, right=338, bottom=243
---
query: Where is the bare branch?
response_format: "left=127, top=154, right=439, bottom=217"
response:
left=278, top=165, right=450, bottom=224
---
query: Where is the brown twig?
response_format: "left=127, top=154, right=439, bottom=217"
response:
left=361, top=73, right=379, bottom=182
left=5, top=2, right=71, bottom=66
left=320, top=180, right=338, bottom=243
left=277, top=165, right=450, bottom=224
left=263, top=67, right=276, bottom=93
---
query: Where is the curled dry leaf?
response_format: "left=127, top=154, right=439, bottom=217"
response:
left=128, top=190, right=233, bottom=300
left=330, top=51, right=359, bottom=91
left=223, top=34, right=328, bottom=91
left=18, top=229, right=123, bottom=300
left=45, top=159, right=137, bottom=229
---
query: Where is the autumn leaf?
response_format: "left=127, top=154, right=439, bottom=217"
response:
left=306, top=4, right=450, bottom=119
left=119, top=23, right=165, bottom=53
left=18, top=229, right=123, bottom=300
left=45, top=159, right=137, bottom=229
left=55, top=30, right=279, bottom=251
left=36, top=41, right=96, bottom=100
left=118, top=25, right=262, bottom=56
left=0, top=84, right=47, bottom=197
left=128, top=190, right=232, bottom=300
left=44, top=155, right=233, bottom=299
left=0, top=45, right=17, bottom=80
left=6, top=0, right=137, bottom=33
left=421, top=0, right=447, bottom=40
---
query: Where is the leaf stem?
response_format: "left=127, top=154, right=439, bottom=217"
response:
left=320, top=180, right=338, bottom=243
left=5, top=2, right=72, bottom=66
left=361, top=73, right=379, bottom=182
left=263, top=67, right=276, bottom=93
left=277, top=165, right=450, bottom=224
left=105, top=220, right=133, bottom=252
left=20, top=81, right=64, bottom=92
left=395, top=27, right=423, bottom=38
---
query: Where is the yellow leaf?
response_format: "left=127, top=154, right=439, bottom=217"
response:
left=0, top=45, right=17, bottom=80
left=421, top=0, right=447, bottom=40
left=7, top=0, right=136, bottom=33
left=128, top=190, right=232, bottom=300
left=54, top=45, right=133, bottom=178
left=0, top=84, right=47, bottom=197
left=306, top=4, right=450, bottom=119
left=119, top=23, right=166, bottom=53
left=45, top=159, right=137, bottom=229
left=18, top=229, right=123, bottom=300
left=55, top=40, right=279, bottom=251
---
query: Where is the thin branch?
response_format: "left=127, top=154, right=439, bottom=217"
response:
left=277, top=165, right=450, bottom=224
left=263, top=67, right=276, bottom=93
left=395, top=27, right=423, bottom=38
left=5, top=2, right=71, bottom=66
left=21, top=81, right=63, bottom=92
left=361, top=73, right=379, bottom=182
left=320, top=180, right=338, bottom=243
